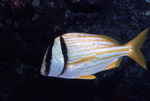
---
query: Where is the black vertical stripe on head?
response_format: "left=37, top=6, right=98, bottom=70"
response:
left=59, top=36, right=68, bottom=76
left=44, top=40, right=55, bottom=76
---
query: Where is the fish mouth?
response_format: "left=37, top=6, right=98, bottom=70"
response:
left=40, top=62, right=46, bottom=76
left=40, top=61, right=49, bottom=76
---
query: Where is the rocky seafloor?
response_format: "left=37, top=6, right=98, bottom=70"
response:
left=0, top=0, right=150, bottom=101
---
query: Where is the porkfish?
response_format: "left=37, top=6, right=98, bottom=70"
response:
left=41, top=28, right=149, bottom=79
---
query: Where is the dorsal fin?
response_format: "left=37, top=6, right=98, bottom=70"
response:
left=63, top=32, right=120, bottom=45
left=99, top=35, right=120, bottom=45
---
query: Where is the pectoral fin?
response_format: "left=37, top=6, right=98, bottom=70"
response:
left=104, top=58, right=122, bottom=70
left=75, top=75, right=96, bottom=79
left=67, top=56, right=96, bottom=68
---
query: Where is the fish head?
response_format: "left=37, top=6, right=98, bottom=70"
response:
left=40, top=56, right=65, bottom=77
left=40, top=36, right=65, bottom=77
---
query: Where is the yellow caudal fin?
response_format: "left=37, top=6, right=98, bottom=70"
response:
left=125, top=28, right=149, bottom=70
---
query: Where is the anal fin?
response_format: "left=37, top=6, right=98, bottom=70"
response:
left=104, top=58, right=122, bottom=70
left=75, top=75, right=96, bottom=79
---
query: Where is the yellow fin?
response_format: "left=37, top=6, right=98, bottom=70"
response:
left=104, top=58, right=122, bottom=70
left=125, top=28, right=150, bottom=70
left=67, top=56, right=96, bottom=68
left=100, top=35, right=120, bottom=45
left=75, top=75, right=96, bottom=79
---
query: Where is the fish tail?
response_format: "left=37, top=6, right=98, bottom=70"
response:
left=125, top=28, right=149, bottom=70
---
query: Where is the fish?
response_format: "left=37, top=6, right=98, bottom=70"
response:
left=41, top=28, right=149, bottom=79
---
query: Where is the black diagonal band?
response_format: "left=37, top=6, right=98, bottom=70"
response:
left=59, top=36, right=68, bottom=75
left=44, top=40, right=55, bottom=76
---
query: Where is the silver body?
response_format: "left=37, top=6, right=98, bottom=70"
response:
left=41, top=33, right=129, bottom=79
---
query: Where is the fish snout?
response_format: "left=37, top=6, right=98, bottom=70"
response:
left=40, top=61, right=47, bottom=76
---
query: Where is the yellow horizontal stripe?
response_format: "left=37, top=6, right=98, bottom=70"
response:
left=68, top=46, right=128, bottom=60
left=76, top=53, right=124, bottom=71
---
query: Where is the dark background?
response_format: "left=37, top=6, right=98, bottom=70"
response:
left=0, top=0, right=150, bottom=101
